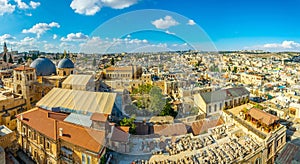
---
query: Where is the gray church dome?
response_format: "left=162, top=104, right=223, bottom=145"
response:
left=58, top=58, right=74, bottom=69
left=30, top=57, right=56, bottom=76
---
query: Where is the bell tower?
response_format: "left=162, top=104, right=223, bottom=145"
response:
left=13, top=65, right=37, bottom=109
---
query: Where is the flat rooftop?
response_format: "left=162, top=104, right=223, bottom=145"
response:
left=0, top=125, right=13, bottom=137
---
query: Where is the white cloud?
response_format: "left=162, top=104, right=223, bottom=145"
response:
left=152, top=16, right=179, bottom=29
left=165, top=30, right=175, bottom=35
left=53, top=34, right=57, bottom=39
left=22, top=22, right=60, bottom=38
left=245, top=40, right=300, bottom=51
left=263, top=41, right=300, bottom=49
left=26, top=13, right=32, bottom=16
left=0, top=34, right=16, bottom=42
left=15, top=0, right=29, bottom=9
left=102, top=0, right=137, bottom=9
left=0, top=0, right=15, bottom=16
left=70, top=0, right=102, bottom=16
left=70, top=0, right=138, bottom=15
left=13, top=37, right=39, bottom=51
left=29, top=1, right=40, bottom=9
left=61, top=32, right=89, bottom=42
left=21, top=36, right=35, bottom=42
left=187, top=19, right=196, bottom=26
left=44, top=43, right=59, bottom=52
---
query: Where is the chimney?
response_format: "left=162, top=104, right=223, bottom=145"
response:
left=59, top=128, right=63, bottom=137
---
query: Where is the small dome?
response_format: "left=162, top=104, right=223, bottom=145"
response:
left=58, top=58, right=74, bottom=69
left=30, top=57, right=56, bottom=76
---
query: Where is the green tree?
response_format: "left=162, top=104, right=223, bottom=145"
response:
left=159, top=101, right=177, bottom=118
left=2, top=53, right=6, bottom=62
left=119, top=116, right=136, bottom=134
left=92, top=58, right=96, bottom=67
left=17, top=58, right=23, bottom=64
left=149, top=86, right=165, bottom=114
left=233, top=66, right=237, bottom=73
left=110, top=57, right=115, bottom=65
left=8, top=54, right=13, bottom=63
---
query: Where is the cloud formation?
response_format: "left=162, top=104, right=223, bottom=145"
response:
left=165, top=30, right=175, bottom=35
left=22, top=22, right=60, bottom=38
left=187, top=19, right=196, bottom=25
left=29, top=1, right=40, bottom=9
left=53, top=34, right=57, bottom=39
left=263, top=40, right=300, bottom=49
left=70, top=0, right=102, bottom=16
left=61, top=32, right=89, bottom=41
left=0, top=34, right=16, bottom=42
left=15, top=0, right=29, bottom=9
left=102, top=0, right=137, bottom=9
left=0, top=0, right=15, bottom=16
left=70, top=0, right=138, bottom=16
left=152, top=16, right=179, bottom=29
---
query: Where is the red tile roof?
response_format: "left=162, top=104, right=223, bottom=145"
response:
left=110, top=126, right=129, bottom=142
left=153, top=123, right=187, bottom=137
left=58, top=121, right=105, bottom=153
left=90, top=113, right=108, bottom=122
left=17, top=108, right=58, bottom=140
left=247, top=108, right=279, bottom=126
left=191, top=118, right=224, bottom=136
left=17, top=108, right=105, bottom=153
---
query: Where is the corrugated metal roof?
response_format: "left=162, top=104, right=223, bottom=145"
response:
left=62, top=75, right=93, bottom=86
left=64, top=113, right=92, bottom=127
left=37, top=88, right=116, bottom=115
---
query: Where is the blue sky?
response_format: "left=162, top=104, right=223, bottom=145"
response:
left=0, top=0, right=300, bottom=53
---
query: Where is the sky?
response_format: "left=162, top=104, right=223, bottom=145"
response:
left=0, top=0, right=300, bottom=53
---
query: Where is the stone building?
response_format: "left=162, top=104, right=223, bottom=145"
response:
left=194, top=87, right=250, bottom=116
left=0, top=125, right=16, bottom=149
left=17, top=108, right=105, bottom=164
left=103, top=66, right=142, bottom=80
left=0, top=56, right=76, bottom=130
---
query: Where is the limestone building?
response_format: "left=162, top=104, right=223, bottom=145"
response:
left=194, top=87, right=250, bottom=116
left=0, top=56, right=76, bottom=130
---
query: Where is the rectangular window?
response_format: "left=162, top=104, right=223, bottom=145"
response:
left=28, top=130, right=32, bottom=139
left=82, top=154, right=86, bottom=164
left=208, top=106, right=211, bottom=113
left=46, top=141, right=51, bottom=150
left=22, top=126, right=26, bottom=135
left=87, top=155, right=91, bottom=164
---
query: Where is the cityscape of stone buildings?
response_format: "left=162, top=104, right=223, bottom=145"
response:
left=1, top=40, right=300, bottom=164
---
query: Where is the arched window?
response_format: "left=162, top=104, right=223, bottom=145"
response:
left=63, top=71, right=66, bottom=76
left=255, top=158, right=261, bottom=164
